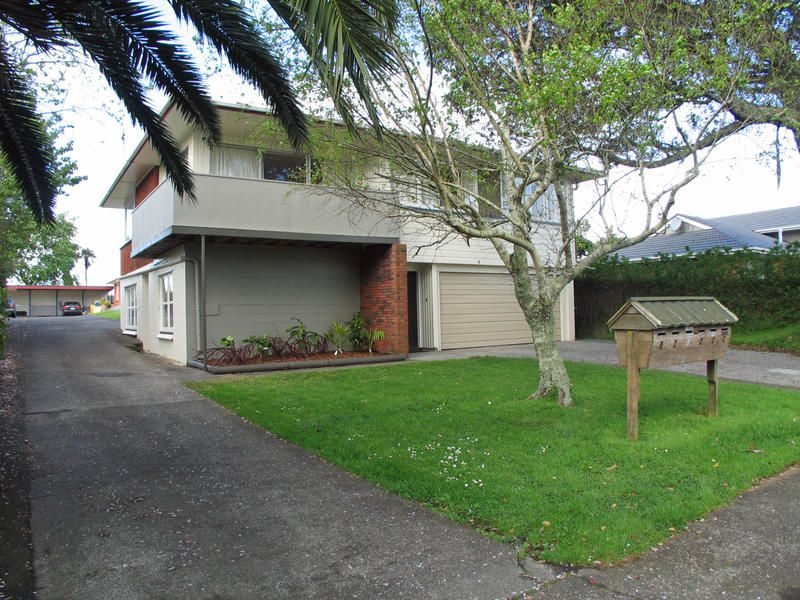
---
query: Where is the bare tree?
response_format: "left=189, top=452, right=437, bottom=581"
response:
left=310, top=0, right=797, bottom=406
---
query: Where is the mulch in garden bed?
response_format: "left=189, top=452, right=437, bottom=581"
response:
left=205, top=351, right=382, bottom=367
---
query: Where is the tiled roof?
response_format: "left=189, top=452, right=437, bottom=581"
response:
left=614, top=206, right=799, bottom=261
left=707, top=206, right=800, bottom=232
left=614, top=227, right=778, bottom=261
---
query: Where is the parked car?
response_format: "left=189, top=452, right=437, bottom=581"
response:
left=62, top=301, right=83, bottom=316
left=4, top=298, right=16, bottom=318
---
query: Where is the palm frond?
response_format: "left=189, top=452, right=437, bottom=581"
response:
left=49, top=2, right=196, bottom=200
left=0, top=38, right=57, bottom=224
left=87, top=0, right=221, bottom=144
left=270, top=0, right=398, bottom=134
left=0, top=0, right=396, bottom=220
left=168, top=0, right=309, bottom=149
left=0, top=1, right=62, bottom=51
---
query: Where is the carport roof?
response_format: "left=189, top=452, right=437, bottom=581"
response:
left=7, top=285, right=113, bottom=291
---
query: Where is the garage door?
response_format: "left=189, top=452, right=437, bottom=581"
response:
left=30, top=291, right=58, bottom=316
left=439, top=272, right=560, bottom=349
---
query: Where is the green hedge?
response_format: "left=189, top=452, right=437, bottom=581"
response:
left=574, top=245, right=800, bottom=334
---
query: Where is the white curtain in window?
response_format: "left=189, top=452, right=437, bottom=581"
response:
left=210, top=146, right=261, bottom=179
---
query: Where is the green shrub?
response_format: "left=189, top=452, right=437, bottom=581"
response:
left=575, top=244, right=800, bottom=334
left=347, top=313, right=368, bottom=351
left=243, top=334, right=272, bottom=356
left=365, top=327, right=385, bottom=353
left=327, top=321, right=350, bottom=355
left=286, top=318, right=326, bottom=355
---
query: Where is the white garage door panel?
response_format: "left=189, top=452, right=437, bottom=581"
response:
left=441, top=303, right=560, bottom=321
left=442, top=313, right=529, bottom=325
left=439, top=272, right=561, bottom=349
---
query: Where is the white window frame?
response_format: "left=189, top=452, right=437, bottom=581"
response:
left=261, top=149, right=311, bottom=183
left=506, top=179, right=559, bottom=223
left=159, top=273, right=174, bottom=333
left=124, top=284, right=137, bottom=332
left=210, top=144, right=314, bottom=183
left=529, top=184, right=559, bottom=223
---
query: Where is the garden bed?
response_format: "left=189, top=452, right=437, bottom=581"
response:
left=188, top=351, right=406, bottom=374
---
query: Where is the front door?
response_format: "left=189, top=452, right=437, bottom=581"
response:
left=407, top=272, right=419, bottom=351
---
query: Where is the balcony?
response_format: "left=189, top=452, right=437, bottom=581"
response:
left=130, top=174, right=400, bottom=257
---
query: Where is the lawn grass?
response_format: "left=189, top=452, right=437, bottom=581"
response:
left=91, top=309, right=120, bottom=320
left=187, top=357, right=800, bottom=565
left=731, top=323, right=800, bottom=355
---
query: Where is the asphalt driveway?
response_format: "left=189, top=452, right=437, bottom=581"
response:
left=7, top=317, right=800, bottom=600
left=9, top=317, right=543, bottom=599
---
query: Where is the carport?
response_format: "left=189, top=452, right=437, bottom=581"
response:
left=6, top=285, right=113, bottom=316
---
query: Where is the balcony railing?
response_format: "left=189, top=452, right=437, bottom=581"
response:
left=131, top=174, right=399, bottom=257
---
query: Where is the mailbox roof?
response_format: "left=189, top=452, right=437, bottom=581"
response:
left=607, top=297, right=739, bottom=330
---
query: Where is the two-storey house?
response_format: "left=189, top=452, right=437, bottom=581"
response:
left=102, top=102, right=576, bottom=365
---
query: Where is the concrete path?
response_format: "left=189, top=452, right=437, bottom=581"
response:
left=411, top=340, right=800, bottom=390
left=10, top=317, right=545, bottom=600
left=528, top=465, right=800, bottom=600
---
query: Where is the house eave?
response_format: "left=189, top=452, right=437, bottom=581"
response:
left=131, top=226, right=402, bottom=259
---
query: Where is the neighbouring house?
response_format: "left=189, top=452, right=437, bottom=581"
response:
left=6, top=285, right=113, bottom=316
left=101, top=101, right=576, bottom=365
left=613, top=207, right=800, bottom=261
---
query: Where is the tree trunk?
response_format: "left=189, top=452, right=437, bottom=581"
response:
left=506, top=249, right=573, bottom=407
left=526, top=297, right=573, bottom=407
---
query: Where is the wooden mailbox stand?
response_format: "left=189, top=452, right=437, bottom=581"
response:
left=608, top=297, right=738, bottom=440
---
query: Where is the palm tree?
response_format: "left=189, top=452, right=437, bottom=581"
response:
left=80, top=247, right=96, bottom=286
left=0, top=0, right=397, bottom=224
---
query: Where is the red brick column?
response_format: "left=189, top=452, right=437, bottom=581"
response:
left=120, top=241, right=153, bottom=275
left=359, top=243, right=408, bottom=355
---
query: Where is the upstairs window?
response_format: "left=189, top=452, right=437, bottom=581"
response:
left=476, top=169, right=503, bottom=218
left=210, top=145, right=315, bottom=183
left=529, top=184, right=560, bottom=222
left=124, top=284, right=137, bottom=331
left=210, top=145, right=261, bottom=179
left=512, top=179, right=560, bottom=222
left=263, top=152, right=306, bottom=182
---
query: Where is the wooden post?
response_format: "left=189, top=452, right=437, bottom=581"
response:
left=707, top=359, right=719, bottom=417
left=627, top=331, right=640, bottom=440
